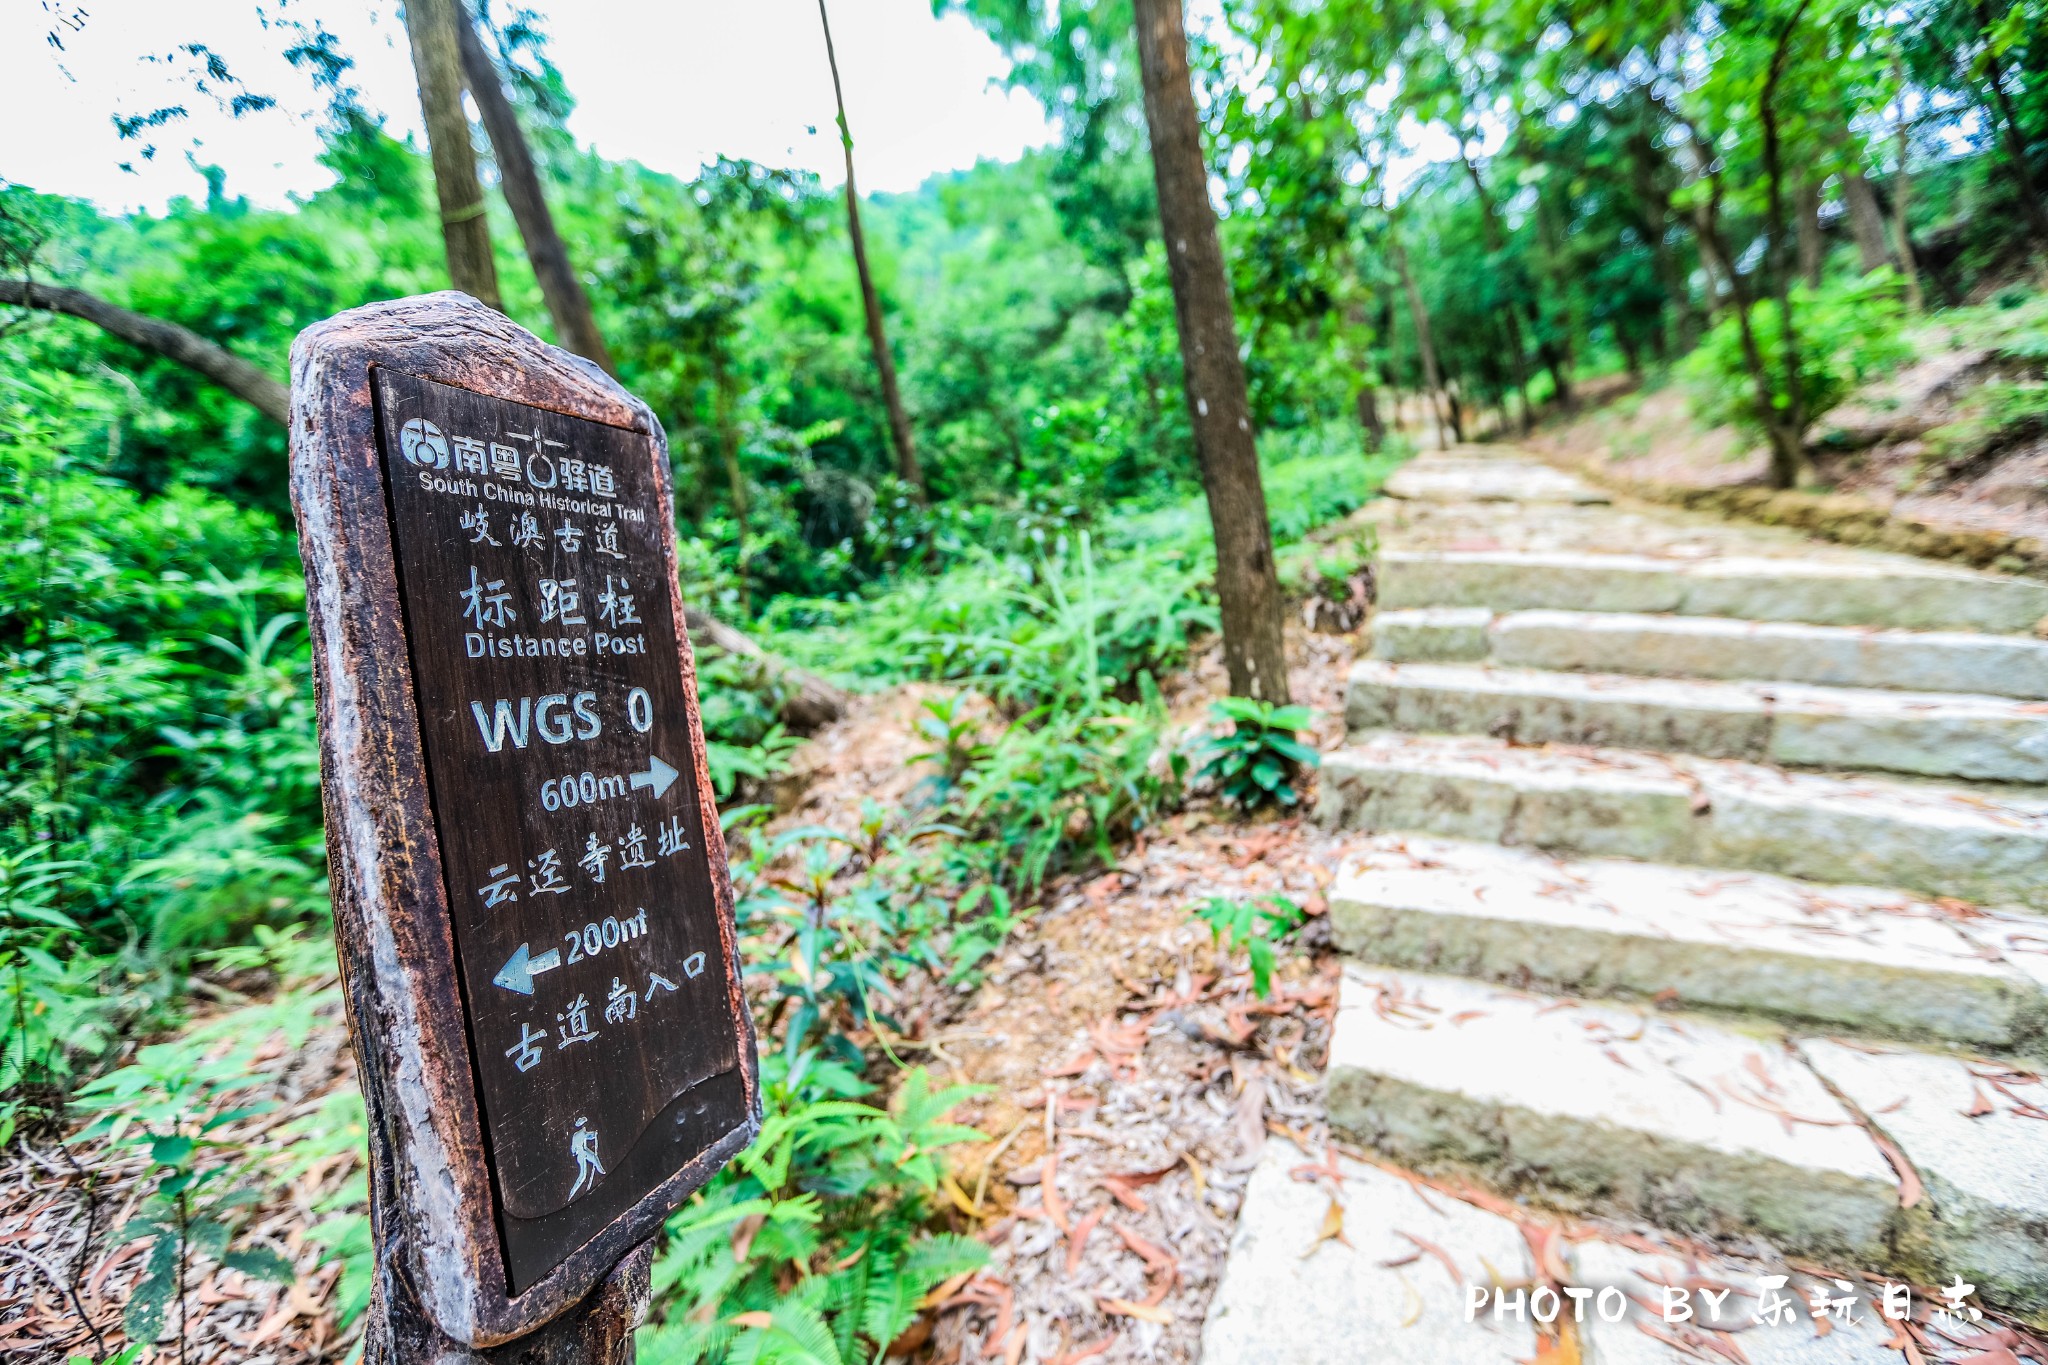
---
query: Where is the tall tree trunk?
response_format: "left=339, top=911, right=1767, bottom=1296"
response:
left=1389, top=236, right=1451, bottom=449
left=454, top=4, right=615, bottom=374
left=403, top=0, right=501, bottom=309
left=1132, top=0, right=1290, bottom=705
left=1, top=279, right=290, bottom=422
left=1795, top=177, right=1825, bottom=285
left=1840, top=169, right=1894, bottom=273
left=817, top=0, right=923, bottom=496
left=1971, top=1, right=2048, bottom=246
left=1626, top=114, right=1698, bottom=350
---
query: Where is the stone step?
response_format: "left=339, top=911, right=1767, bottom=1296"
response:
left=1372, top=607, right=2048, bottom=700
left=1314, top=733, right=2048, bottom=912
left=1204, top=1137, right=1926, bottom=1365
left=1328, top=834, right=2048, bottom=1060
left=1345, top=659, right=2048, bottom=782
left=1377, top=549, right=2048, bottom=634
left=1325, top=966, right=2048, bottom=1314
left=1383, top=458, right=1611, bottom=505
left=1326, top=965, right=1903, bottom=1273
left=1797, top=1038, right=2048, bottom=1319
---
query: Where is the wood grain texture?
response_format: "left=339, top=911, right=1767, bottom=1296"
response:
left=289, top=291, right=758, bottom=1348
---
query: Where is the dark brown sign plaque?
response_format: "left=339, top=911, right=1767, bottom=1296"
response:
left=290, top=293, right=757, bottom=1352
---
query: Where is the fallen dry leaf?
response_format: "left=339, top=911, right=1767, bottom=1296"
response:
left=1302, top=1199, right=1352, bottom=1258
left=1098, top=1297, right=1172, bottom=1325
left=1041, top=1154, right=1070, bottom=1232
left=1065, top=1206, right=1106, bottom=1276
left=1395, top=1229, right=1464, bottom=1290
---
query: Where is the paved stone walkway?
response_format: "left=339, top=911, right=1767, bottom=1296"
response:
left=1203, top=448, right=2048, bottom=1361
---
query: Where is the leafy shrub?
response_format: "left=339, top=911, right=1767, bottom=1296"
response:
left=1, top=361, right=324, bottom=1124
left=73, top=972, right=334, bottom=1355
left=637, top=1055, right=987, bottom=1365
left=1197, top=698, right=1320, bottom=810
left=1945, top=288, right=2048, bottom=364
left=1191, top=895, right=1307, bottom=999
left=1924, top=381, right=2048, bottom=465
left=1682, top=271, right=1913, bottom=436
left=954, top=688, right=1182, bottom=892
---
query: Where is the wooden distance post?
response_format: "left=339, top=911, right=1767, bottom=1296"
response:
left=288, top=294, right=759, bottom=1361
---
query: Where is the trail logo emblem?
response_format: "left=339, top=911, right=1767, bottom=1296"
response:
left=400, top=417, right=450, bottom=469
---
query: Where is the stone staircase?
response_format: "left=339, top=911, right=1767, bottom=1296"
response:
left=1203, top=451, right=2048, bottom=1362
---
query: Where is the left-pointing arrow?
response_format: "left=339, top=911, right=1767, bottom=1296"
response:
left=493, top=942, right=562, bottom=995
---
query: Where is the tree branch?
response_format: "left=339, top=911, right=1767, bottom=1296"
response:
left=682, top=606, right=851, bottom=730
left=0, top=278, right=289, bottom=425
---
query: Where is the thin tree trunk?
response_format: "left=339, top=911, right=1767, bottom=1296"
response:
left=1795, top=177, right=1825, bottom=285
left=0, top=279, right=289, bottom=423
left=817, top=0, right=922, bottom=495
left=710, top=346, right=750, bottom=614
left=1131, top=0, right=1290, bottom=704
left=1355, top=382, right=1384, bottom=451
left=1690, top=199, right=1736, bottom=318
left=454, top=3, right=615, bottom=374
left=1341, top=276, right=1383, bottom=452
left=1891, top=58, right=1925, bottom=313
left=1759, top=7, right=1814, bottom=488
left=403, top=0, right=502, bottom=309
left=1389, top=236, right=1451, bottom=449
left=1840, top=169, right=1894, bottom=273
left=1678, top=106, right=1805, bottom=485
left=1459, top=151, right=1541, bottom=424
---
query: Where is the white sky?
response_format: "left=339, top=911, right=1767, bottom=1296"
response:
left=4, top=0, right=1053, bottom=214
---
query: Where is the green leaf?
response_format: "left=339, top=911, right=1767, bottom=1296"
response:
left=1248, top=937, right=1277, bottom=1000
left=1262, top=705, right=1317, bottom=731
left=148, top=1134, right=195, bottom=1168
left=223, top=1245, right=297, bottom=1284
left=123, top=1232, right=179, bottom=1346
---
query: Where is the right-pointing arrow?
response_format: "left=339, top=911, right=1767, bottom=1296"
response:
left=630, top=754, right=680, bottom=800
left=493, top=942, right=562, bottom=995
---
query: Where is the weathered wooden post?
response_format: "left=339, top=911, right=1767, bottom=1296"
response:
left=288, top=294, right=759, bottom=1361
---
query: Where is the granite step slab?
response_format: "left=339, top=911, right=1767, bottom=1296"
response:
left=1798, top=1039, right=2048, bottom=1316
left=1383, top=459, right=1611, bottom=505
left=1204, top=1138, right=1921, bottom=1364
left=1371, top=607, right=2048, bottom=700
left=1200, top=1137, right=1539, bottom=1364
left=1376, top=550, right=2048, bottom=634
left=1325, top=965, right=2048, bottom=1315
left=1324, top=965, right=1904, bottom=1268
left=1328, top=834, right=2048, bottom=1060
left=1315, top=733, right=2048, bottom=912
left=1344, top=659, right=2048, bottom=782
